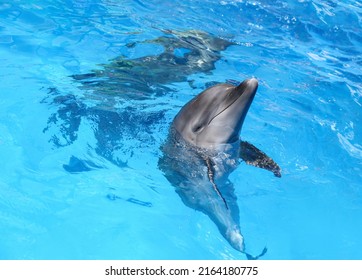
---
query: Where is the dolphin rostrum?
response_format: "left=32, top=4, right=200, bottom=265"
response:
left=159, top=78, right=281, bottom=259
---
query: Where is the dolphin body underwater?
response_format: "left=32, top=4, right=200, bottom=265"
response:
left=159, top=78, right=281, bottom=259
left=71, top=30, right=233, bottom=101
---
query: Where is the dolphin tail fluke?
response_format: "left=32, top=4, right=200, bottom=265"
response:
left=239, top=141, right=281, bottom=177
left=245, top=247, right=268, bottom=260
left=226, top=227, right=268, bottom=260
left=63, top=156, right=103, bottom=173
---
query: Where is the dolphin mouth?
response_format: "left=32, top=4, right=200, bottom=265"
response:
left=245, top=78, right=258, bottom=89
left=208, top=78, right=258, bottom=125
left=234, top=78, right=258, bottom=98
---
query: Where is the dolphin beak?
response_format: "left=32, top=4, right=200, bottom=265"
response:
left=213, top=78, right=258, bottom=120
left=235, top=78, right=258, bottom=96
left=225, top=78, right=258, bottom=132
left=247, top=78, right=258, bottom=89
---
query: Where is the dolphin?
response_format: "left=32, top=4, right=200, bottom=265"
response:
left=71, top=30, right=233, bottom=101
left=159, top=78, right=281, bottom=259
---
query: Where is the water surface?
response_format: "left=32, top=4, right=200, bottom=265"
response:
left=0, top=0, right=361, bottom=259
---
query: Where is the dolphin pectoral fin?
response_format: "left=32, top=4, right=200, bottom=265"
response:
left=240, top=141, right=281, bottom=177
left=204, top=157, right=229, bottom=209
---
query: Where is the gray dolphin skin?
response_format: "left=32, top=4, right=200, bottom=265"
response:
left=159, top=78, right=281, bottom=259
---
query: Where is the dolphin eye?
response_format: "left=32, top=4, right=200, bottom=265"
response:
left=193, top=124, right=204, bottom=133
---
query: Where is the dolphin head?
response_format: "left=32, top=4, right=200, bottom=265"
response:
left=173, top=78, right=258, bottom=148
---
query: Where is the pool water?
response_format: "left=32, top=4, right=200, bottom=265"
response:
left=0, top=0, right=361, bottom=260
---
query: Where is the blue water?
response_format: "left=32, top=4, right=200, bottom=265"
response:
left=0, top=0, right=361, bottom=260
